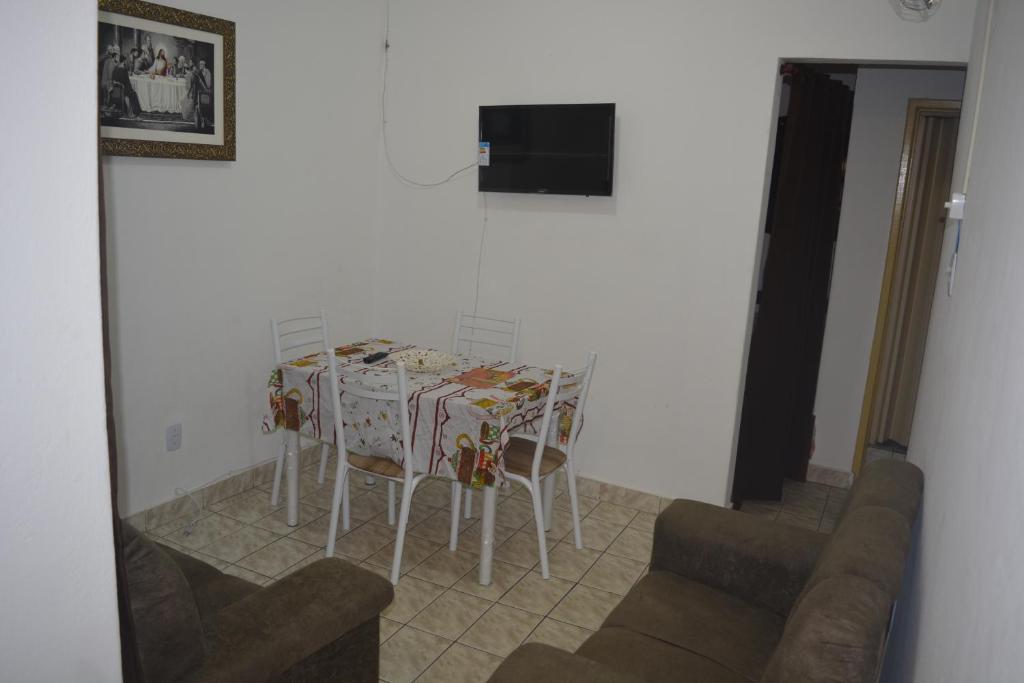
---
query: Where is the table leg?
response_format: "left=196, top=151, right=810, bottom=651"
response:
left=542, top=475, right=556, bottom=531
left=478, top=486, right=498, bottom=585
left=286, top=430, right=300, bottom=527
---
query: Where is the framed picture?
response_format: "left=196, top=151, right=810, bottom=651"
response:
left=98, top=0, right=235, bottom=160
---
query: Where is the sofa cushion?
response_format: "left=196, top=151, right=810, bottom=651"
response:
left=794, top=506, right=910, bottom=615
left=123, top=525, right=206, bottom=682
left=838, top=459, right=923, bottom=525
left=601, top=571, right=784, bottom=681
left=763, top=575, right=891, bottom=683
left=158, top=543, right=258, bottom=642
left=577, top=628, right=748, bottom=683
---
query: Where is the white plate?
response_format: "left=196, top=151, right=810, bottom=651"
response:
left=390, top=348, right=457, bottom=373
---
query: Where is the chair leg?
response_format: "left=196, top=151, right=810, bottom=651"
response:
left=325, top=461, right=350, bottom=557
left=341, top=464, right=351, bottom=532
left=270, top=437, right=286, bottom=506
left=464, top=487, right=474, bottom=519
left=387, top=481, right=397, bottom=526
left=528, top=479, right=550, bottom=579
left=391, top=477, right=419, bottom=585
left=542, top=475, right=556, bottom=532
left=317, top=443, right=329, bottom=484
left=449, top=481, right=463, bottom=551
left=564, top=462, right=583, bottom=550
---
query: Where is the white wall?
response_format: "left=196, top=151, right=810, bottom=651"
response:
left=373, top=0, right=977, bottom=503
left=0, top=2, right=122, bottom=679
left=884, top=1, right=1024, bottom=680
left=812, top=67, right=965, bottom=474
left=105, top=0, right=385, bottom=515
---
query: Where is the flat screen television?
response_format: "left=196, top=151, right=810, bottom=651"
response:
left=478, top=103, right=615, bottom=196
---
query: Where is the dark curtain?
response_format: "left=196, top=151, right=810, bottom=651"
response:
left=732, top=68, right=853, bottom=504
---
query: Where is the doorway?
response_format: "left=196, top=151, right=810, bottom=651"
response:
left=854, top=100, right=960, bottom=470
left=732, top=65, right=965, bottom=508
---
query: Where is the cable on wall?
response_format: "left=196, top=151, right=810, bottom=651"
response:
left=381, top=0, right=476, bottom=188
left=380, top=0, right=492, bottom=316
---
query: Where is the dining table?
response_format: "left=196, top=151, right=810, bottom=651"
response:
left=261, top=338, right=575, bottom=585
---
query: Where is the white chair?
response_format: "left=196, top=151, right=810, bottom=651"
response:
left=454, top=353, right=597, bottom=578
left=269, top=312, right=332, bottom=507
left=453, top=310, right=521, bottom=518
left=452, top=310, right=521, bottom=363
left=324, top=353, right=435, bottom=585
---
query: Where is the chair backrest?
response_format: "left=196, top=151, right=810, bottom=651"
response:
left=452, top=310, right=521, bottom=363
left=556, top=352, right=598, bottom=456
left=271, top=311, right=327, bottom=364
left=527, top=364, right=565, bottom=481
left=328, top=351, right=414, bottom=478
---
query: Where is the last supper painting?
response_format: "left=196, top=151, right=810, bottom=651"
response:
left=98, top=0, right=234, bottom=160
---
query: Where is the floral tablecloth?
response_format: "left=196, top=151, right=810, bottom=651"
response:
left=262, top=339, right=574, bottom=488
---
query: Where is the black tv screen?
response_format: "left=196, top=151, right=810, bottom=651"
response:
left=478, top=103, right=615, bottom=196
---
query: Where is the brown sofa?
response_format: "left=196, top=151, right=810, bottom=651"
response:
left=491, top=459, right=922, bottom=683
left=121, top=523, right=393, bottom=682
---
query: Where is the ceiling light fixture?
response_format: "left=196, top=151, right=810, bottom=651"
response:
left=891, top=0, right=942, bottom=22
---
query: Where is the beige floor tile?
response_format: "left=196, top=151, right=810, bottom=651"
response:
left=163, top=513, right=243, bottom=550
left=417, top=643, right=503, bottom=683
left=383, top=576, right=446, bottom=623
left=580, top=517, right=626, bottom=552
left=495, top=497, right=536, bottom=528
left=546, top=542, right=602, bottom=582
left=276, top=549, right=327, bottom=579
left=365, top=535, right=443, bottom=576
left=221, top=563, right=273, bottom=585
left=331, top=522, right=397, bottom=560
left=300, top=483, right=339, bottom=510
left=456, top=520, right=519, bottom=555
left=606, top=528, right=653, bottom=562
left=412, top=480, right=454, bottom=509
left=198, top=525, right=281, bottom=563
left=780, top=495, right=826, bottom=521
left=380, top=617, right=402, bottom=643
left=186, top=550, right=231, bottom=571
left=549, top=584, right=621, bottom=630
left=776, top=509, right=821, bottom=530
left=601, top=487, right=661, bottom=515
left=579, top=553, right=647, bottom=596
left=627, top=512, right=657, bottom=533
left=351, top=490, right=393, bottom=523
left=452, top=560, right=530, bottom=602
left=252, top=503, right=324, bottom=536
left=236, top=536, right=320, bottom=576
left=409, top=508, right=458, bottom=546
left=217, top=491, right=284, bottom=524
left=286, top=512, right=354, bottom=547
left=525, top=617, right=594, bottom=652
left=493, top=530, right=556, bottom=569
left=379, top=626, right=451, bottom=683
left=409, top=549, right=479, bottom=588
left=587, top=501, right=638, bottom=526
left=499, top=571, right=574, bottom=616
left=410, top=589, right=493, bottom=640
left=555, top=492, right=599, bottom=516
left=458, top=604, right=542, bottom=657
left=659, top=497, right=674, bottom=512
left=148, top=510, right=213, bottom=538
left=369, top=500, right=437, bottom=529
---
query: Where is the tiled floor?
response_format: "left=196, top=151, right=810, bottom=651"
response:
left=141, top=449, right=842, bottom=683
left=740, top=478, right=848, bottom=533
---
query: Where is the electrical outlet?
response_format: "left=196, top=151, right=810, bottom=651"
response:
left=166, top=423, right=182, bottom=452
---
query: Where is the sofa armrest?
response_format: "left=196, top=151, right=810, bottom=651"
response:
left=651, top=500, right=828, bottom=616
left=489, top=643, right=644, bottom=683
left=191, top=558, right=393, bottom=682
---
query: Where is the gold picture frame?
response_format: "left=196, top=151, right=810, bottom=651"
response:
left=98, top=0, right=235, bottom=160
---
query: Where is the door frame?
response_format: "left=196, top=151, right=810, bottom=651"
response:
left=851, top=98, right=961, bottom=474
